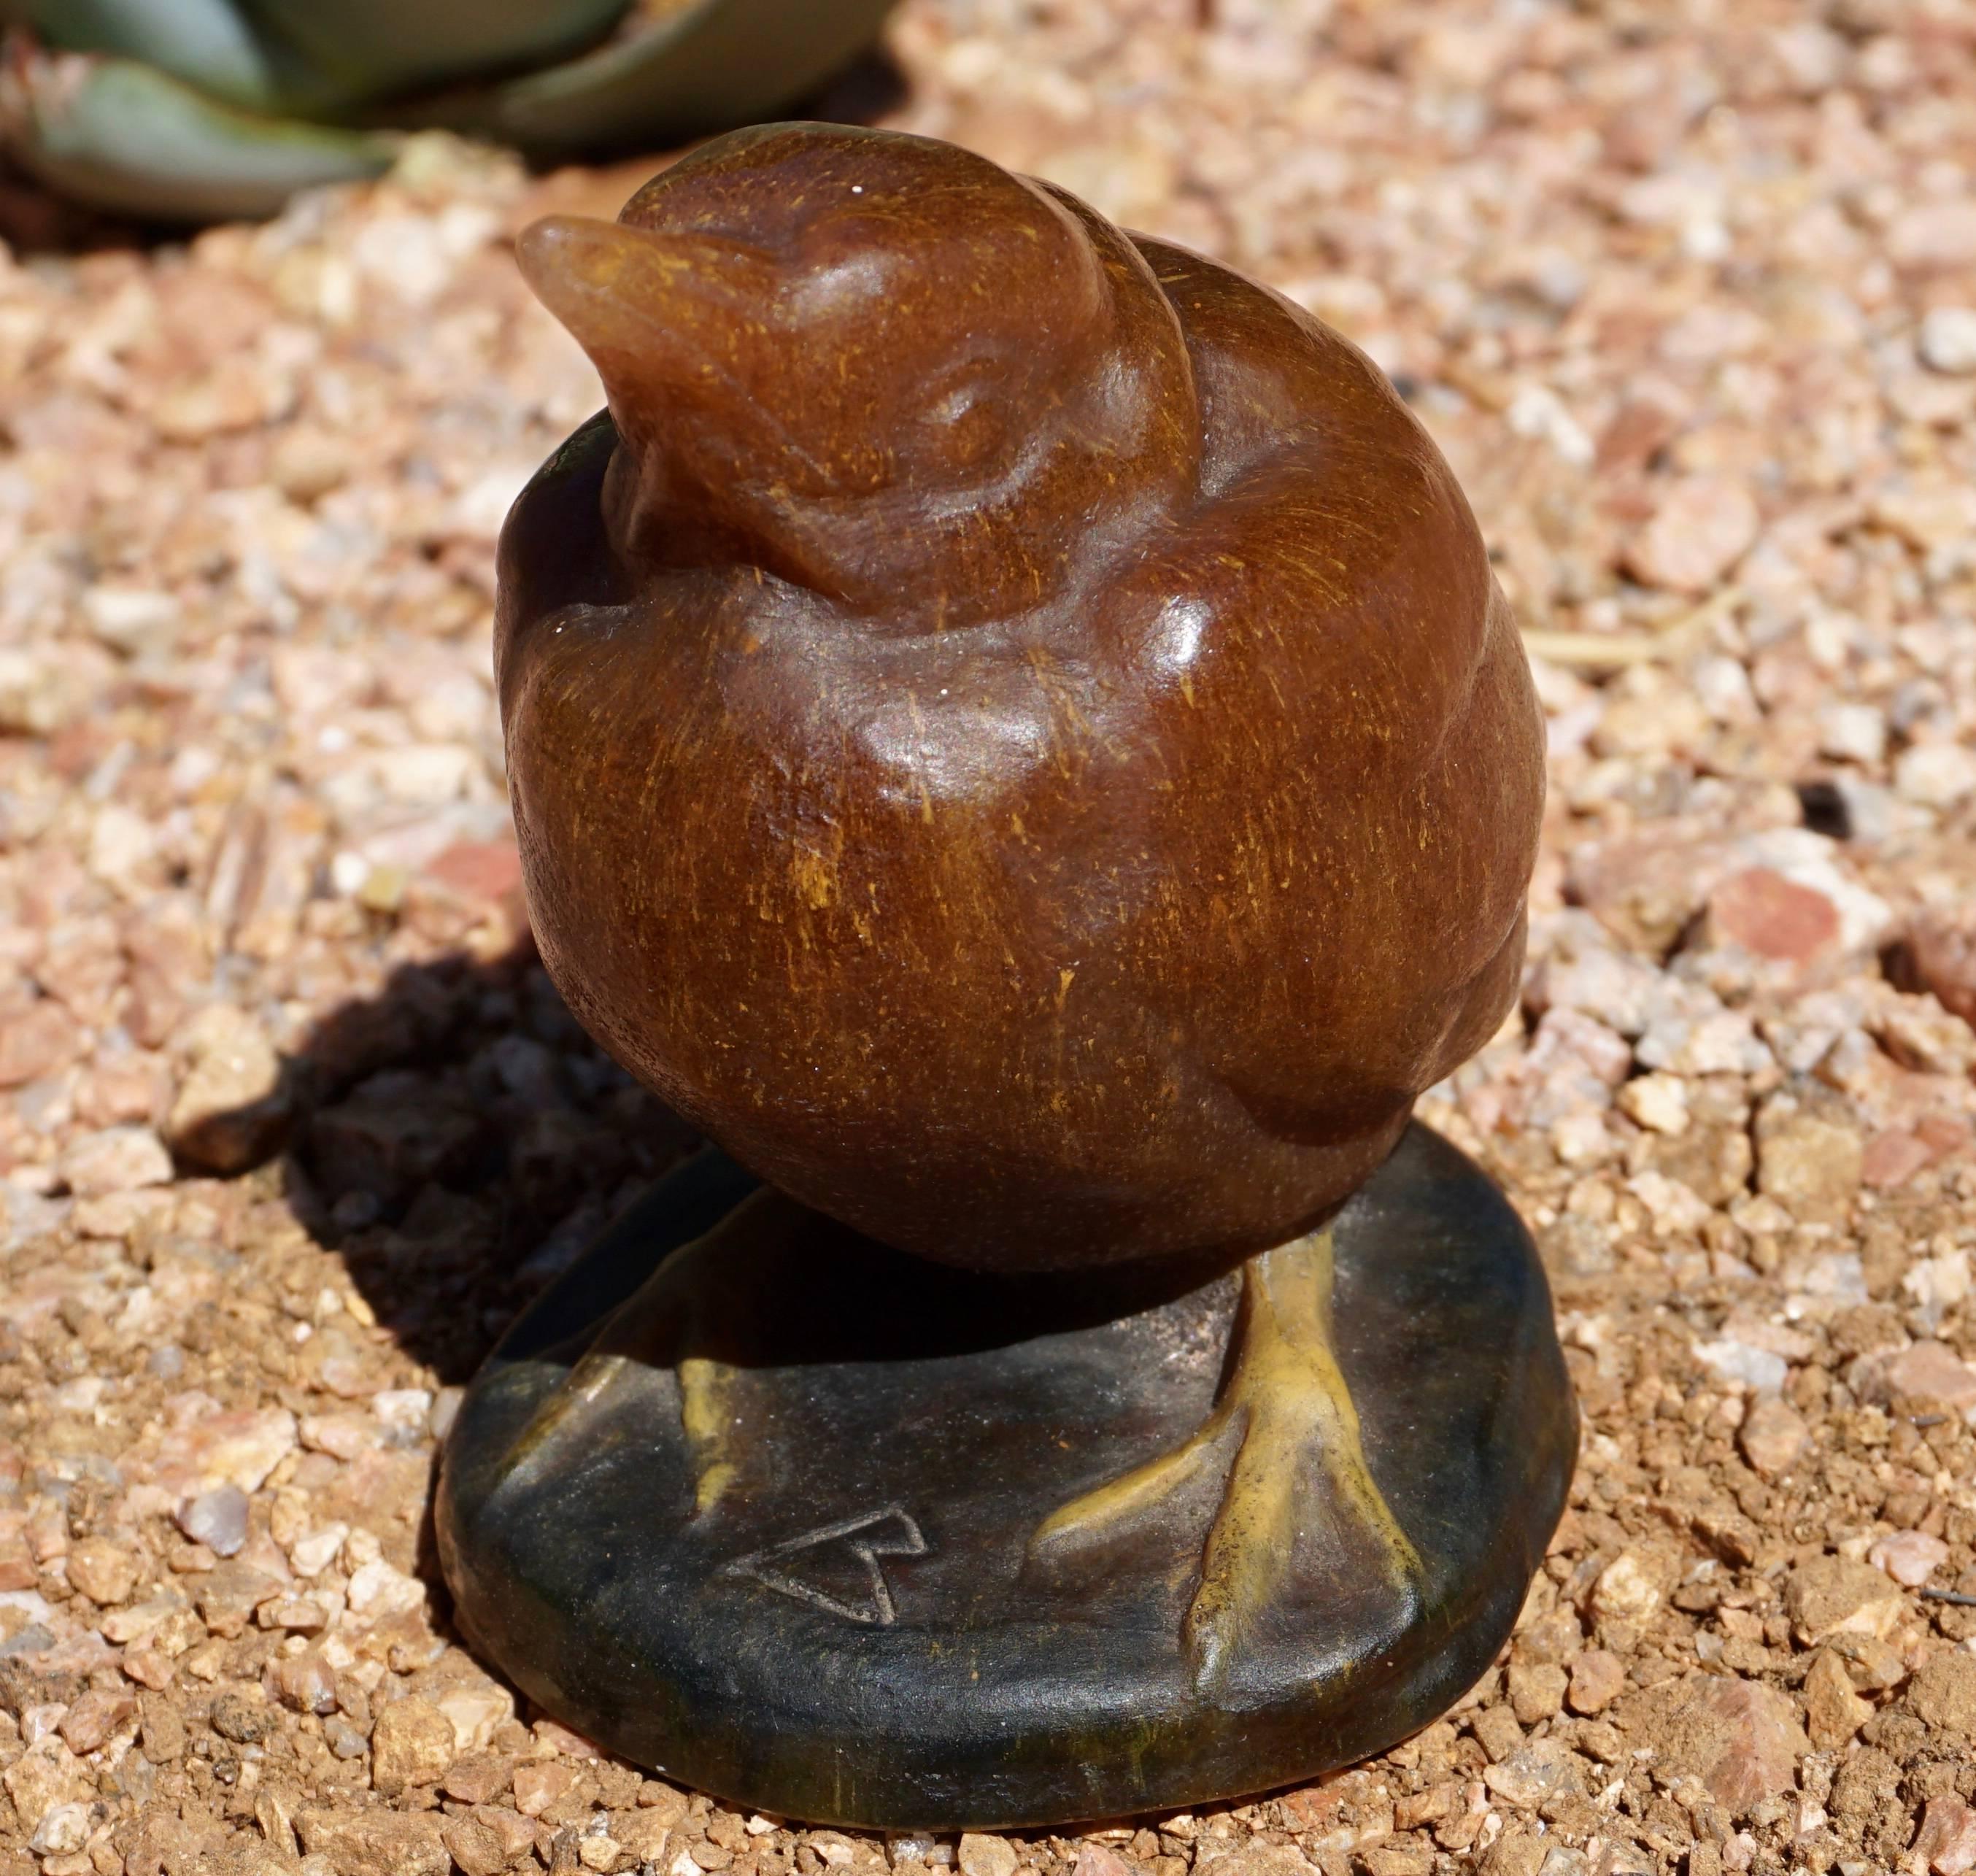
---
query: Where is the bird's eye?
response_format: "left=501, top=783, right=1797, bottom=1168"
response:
left=922, top=379, right=1006, bottom=471
left=927, top=383, right=981, bottom=428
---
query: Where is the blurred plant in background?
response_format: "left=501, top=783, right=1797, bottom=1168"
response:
left=0, top=0, right=898, bottom=221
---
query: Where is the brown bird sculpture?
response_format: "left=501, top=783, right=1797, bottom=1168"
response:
left=495, top=121, right=1545, bottom=1691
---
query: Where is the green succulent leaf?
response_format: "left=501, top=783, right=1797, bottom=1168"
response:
left=238, top=0, right=632, bottom=113
left=402, top=0, right=901, bottom=158
left=0, top=0, right=900, bottom=223
left=6, top=1, right=636, bottom=118
left=0, top=47, right=395, bottom=222
left=8, top=0, right=285, bottom=110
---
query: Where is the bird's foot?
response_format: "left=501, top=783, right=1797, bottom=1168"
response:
left=497, top=1192, right=788, bottom=1515
left=1030, top=1227, right=1422, bottom=1694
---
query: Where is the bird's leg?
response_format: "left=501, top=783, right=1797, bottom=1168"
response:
left=678, top=1351, right=741, bottom=1514
left=498, top=1194, right=784, bottom=1514
left=1031, top=1226, right=1422, bottom=1692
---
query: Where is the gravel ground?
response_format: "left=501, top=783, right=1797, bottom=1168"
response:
left=5, top=1, right=1976, bottom=1873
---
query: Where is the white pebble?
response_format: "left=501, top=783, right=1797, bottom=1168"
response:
left=1618, top=1071, right=1691, bottom=1136
left=80, top=584, right=180, bottom=654
left=1895, top=740, right=1976, bottom=807
left=371, top=1387, right=433, bottom=1429
left=1695, top=1338, right=1788, bottom=1395
left=29, top=1801, right=90, bottom=1856
left=1816, top=701, right=1887, bottom=765
left=288, top=1522, right=350, bottom=1579
left=1919, top=304, right=1976, bottom=375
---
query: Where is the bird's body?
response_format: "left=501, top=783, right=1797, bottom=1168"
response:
left=499, top=123, right=1543, bottom=1276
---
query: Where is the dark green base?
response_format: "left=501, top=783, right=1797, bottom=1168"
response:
left=436, top=1124, right=1576, bottom=1829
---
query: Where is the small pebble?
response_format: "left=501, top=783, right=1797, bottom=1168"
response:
left=325, top=1715, right=371, bottom=1760
left=1919, top=305, right=1976, bottom=375
left=1869, top=1530, right=1950, bottom=1588
left=176, top=1485, right=250, bottom=1558
left=1617, top=1071, right=1689, bottom=1136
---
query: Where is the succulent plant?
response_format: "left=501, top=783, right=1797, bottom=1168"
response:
left=0, top=0, right=900, bottom=222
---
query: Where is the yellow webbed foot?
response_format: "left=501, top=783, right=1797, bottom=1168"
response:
left=1031, top=1227, right=1422, bottom=1693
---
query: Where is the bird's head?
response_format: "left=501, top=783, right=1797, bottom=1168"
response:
left=517, top=123, right=1200, bottom=623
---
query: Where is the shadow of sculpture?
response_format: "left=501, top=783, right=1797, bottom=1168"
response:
left=267, top=931, right=700, bottom=1389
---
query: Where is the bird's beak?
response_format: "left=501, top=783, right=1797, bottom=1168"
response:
left=515, top=214, right=778, bottom=445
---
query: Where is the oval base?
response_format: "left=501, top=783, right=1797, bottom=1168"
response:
left=437, top=1123, right=1577, bottom=1829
